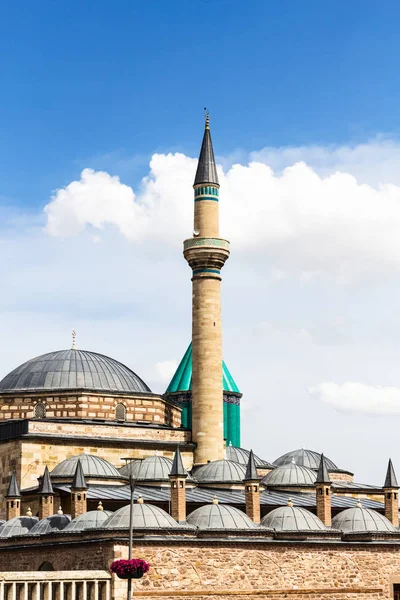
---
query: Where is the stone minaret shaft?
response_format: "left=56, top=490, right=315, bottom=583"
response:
left=184, top=114, right=230, bottom=465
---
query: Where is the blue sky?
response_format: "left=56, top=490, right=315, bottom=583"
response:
left=2, top=0, right=400, bottom=205
left=3, top=1, right=400, bottom=479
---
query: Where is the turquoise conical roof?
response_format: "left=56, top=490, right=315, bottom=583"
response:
left=165, top=343, right=240, bottom=394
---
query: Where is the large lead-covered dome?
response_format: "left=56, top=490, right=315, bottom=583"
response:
left=0, top=349, right=151, bottom=394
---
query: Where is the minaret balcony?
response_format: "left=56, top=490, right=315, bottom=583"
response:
left=183, top=237, right=230, bottom=272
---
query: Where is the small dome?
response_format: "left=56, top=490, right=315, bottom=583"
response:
left=0, top=349, right=150, bottom=394
left=225, top=445, right=273, bottom=468
left=30, top=513, right=71, bottom=535
left=119, top=460, right=143, bottom=479
left=262, top=462, right=316, bottom=487
left=51, top=454, right=121, bottom=480
left=119, top=455, right=191, bottom=482
left=64, top=509, right=113, bottom=532
left=195, top=460, right=246, bottom=484
left=187, top=503, right=256, bottom=529
left=273, top=449, right=337, bottom=471
left=332, top=504, right=397, bottom=533
left=0, top=516, right=38, bottom=538
left=103, top=503, right=179, bottom=529
left=262, top=505, right=327, bottom=531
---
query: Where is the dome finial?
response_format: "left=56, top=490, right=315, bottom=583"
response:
left=287, top=497, right=293, bottom=507
left=26, top=507, right=32, bottom=517
left=137, top=495, right=144, bottom=504
left=212, top=495, right=218, bottom=505
left=58, top=506, right=63, bottom=515
left=97, top=501, right=104, bottom=511
left=204, top=107, right=210, bottom=130
left=72, top=330, right=77, bottom=350
left=356, top=499, right=362, bottom=508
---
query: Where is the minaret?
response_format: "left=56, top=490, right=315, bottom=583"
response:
left=315, top=454, right=332, bottom=526
left=243, top=450, right=261, bottom=523
left=70, top=459, right=88, bottom=518
left=383, top=458, right=399, bottom=527
left=184, top=113, right=230, bottom=465
left=169, top=446, right=188, bottom=523
left=38, top=465, right=55, bottom=520
left=6, top=471, right=21, bottom=520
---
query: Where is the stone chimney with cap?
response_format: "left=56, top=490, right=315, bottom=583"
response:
left=315, top=454, right=332, bottom=526
left=38, top=465, right=55, bottom=520
left=243, top=450, right=261, bottom=523
left=6, top=470, right=21, bottom=520
left=383, top=458, right=399, bottom=526
left=169, top=446, right=188, bottom=523
left=71, top=459, right=88, bottom=518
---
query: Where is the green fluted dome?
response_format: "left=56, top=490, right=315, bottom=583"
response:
left=166, top=343, right=240, bottom=394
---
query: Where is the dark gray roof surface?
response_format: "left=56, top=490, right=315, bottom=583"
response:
left=194, top=123, right=219, bottom=186
left=262, top=505, right=327, bottom=532
left=30, top=513, right=71, bottom=535
left=195, top=460, right=246, bottom=484
left=187, top=503, right=256, bottom=529
left=332, top=505, right=397, bottom=533
left=103, top=503, right=180, bottom=529
left=0, top=516, right=38, bottom=538
left=7, top=471, right=21, bottom=498
left=316, top=454, right=331, bottom=484
left=225, top=445, right=273, bottom=469
left=262, top=462, right=316, bottom=487
left=244, top=450, right=259, bottom=481
left=64, top=509, right=113, bottom=532
left=273, top=448, right=338, bottom=470
left=51, top=454, right=121, bottom=480
left=0, top=349, right=151, bottom=394
left=384, top=459, right=399, bottom=488
left=38, top=466, right=54, bottom=495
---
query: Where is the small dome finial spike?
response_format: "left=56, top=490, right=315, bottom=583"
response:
left=212, top=495, right=218, bottom=505
left=72, top=330, right=77, bottom=350
left=287, top=497, right=293, bottom=507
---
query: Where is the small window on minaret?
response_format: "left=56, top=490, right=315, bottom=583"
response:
left=34, top=402, right=46, bottom=419
left=115, top=403, right=126, bottom=421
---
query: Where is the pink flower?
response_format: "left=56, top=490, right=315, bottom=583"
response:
left=110, top=559, right=150, bottom=577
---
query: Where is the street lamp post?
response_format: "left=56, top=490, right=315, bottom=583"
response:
left=126, top=460, right=141, bottom=600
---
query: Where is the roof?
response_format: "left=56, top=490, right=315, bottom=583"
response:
left=332, top=504, right=397, bottom=533
left=0, top=349, right=150, bottom=394
left=165, top=343, right=240, bottom=394
left=30, top=513, right=71, bottom=535
left=273, top=448, right=338, bottom=471
left=225, top=445, right=273, bottom=468
left=384, top=459, right=399, bottom=488
left=262, top=463, right=316, bottom=488
left=64, top=509, right=113, bottom=532
left=244, top=450, right=259, bottom=481
left=315, top=454, right=331, bottom=485
left=262, top=504, right=327, bottom=532
left=187, top=502, right=256, bottom=529
left=194, top=117, right=219, bottom=186
left=72, top=459, right=87, bottom=489
left=51, top=454, right=121, bottom=480
left=38, top=466, right=54, bottom=495
left=0, top=516, right=38, bottom=538
left=194, top=460, right=246, bottom=484
left=6, top=471, right=21, bottom=498
left=103, top=502, right=180, bottom=529
left=170, top=447, right=187, bottom=477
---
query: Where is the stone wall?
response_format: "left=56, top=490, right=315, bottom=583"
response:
left=0, top=391, right=182, bottom=427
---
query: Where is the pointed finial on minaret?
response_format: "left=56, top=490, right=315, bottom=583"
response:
left=204, top=107, right=210, bottom=130
left=72, top=330, right=76, bottom=350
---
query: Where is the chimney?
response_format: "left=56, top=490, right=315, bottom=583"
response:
left=243, top=450, right=260, bottom=524
left=169, top=446, right=188, bottom=523
left=315, top=454, right=331, bottom=526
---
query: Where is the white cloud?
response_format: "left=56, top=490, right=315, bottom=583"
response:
left=44, top=143, right=400, bottom=282
left=308, top=382, right=400, bottom=415
left=154, top=360, right=178, bottom=384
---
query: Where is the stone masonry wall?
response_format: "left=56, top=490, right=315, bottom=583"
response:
left=0, top=392, right=181, bottom=427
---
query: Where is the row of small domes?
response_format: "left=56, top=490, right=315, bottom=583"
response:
left=0, top=498, right=396, bottom=538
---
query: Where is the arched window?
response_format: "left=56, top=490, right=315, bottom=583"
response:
left=115, top=403, right=126, bottom=421
left=34, top=402, right=46, bottom=419
left=39, top=562, right=54, bottom=571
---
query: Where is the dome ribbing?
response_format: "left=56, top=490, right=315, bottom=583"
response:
left=273, top=449, right=337, bottom=471
left=0, top=349, right=150, bottom=394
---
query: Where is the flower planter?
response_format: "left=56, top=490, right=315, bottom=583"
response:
left=110, top=559, right=150, bottom=580
left=118, top=568, right=144, bottom=580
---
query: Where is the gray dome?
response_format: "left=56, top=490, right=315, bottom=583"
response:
left=187, top=503, right=256, bottom=529
left=51, top=454, right=121, bottom=480
left=120, top=455, right=191, bottom=482
left=0, top=349, right=151, bottom=394
left=273, top=448, right=337, bottom=470
left=103, top=503, right=179, bottom=529
left=64, top=509, right=113, bottom=532
left=262, top=462, right=316, bottom=487
left=225, top=445, right=273, bottom=468
left=0, top=516, right=38, bottom=538
left=262, top=505, right=327, bottom=531
left=30, top=513, right=71, bottom=535
left=195, top=460, right=246, bottom=484
left=332, top=505, right=397, bottom=533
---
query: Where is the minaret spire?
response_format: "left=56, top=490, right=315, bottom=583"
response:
left=184, top=113, right=230, bottom=465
